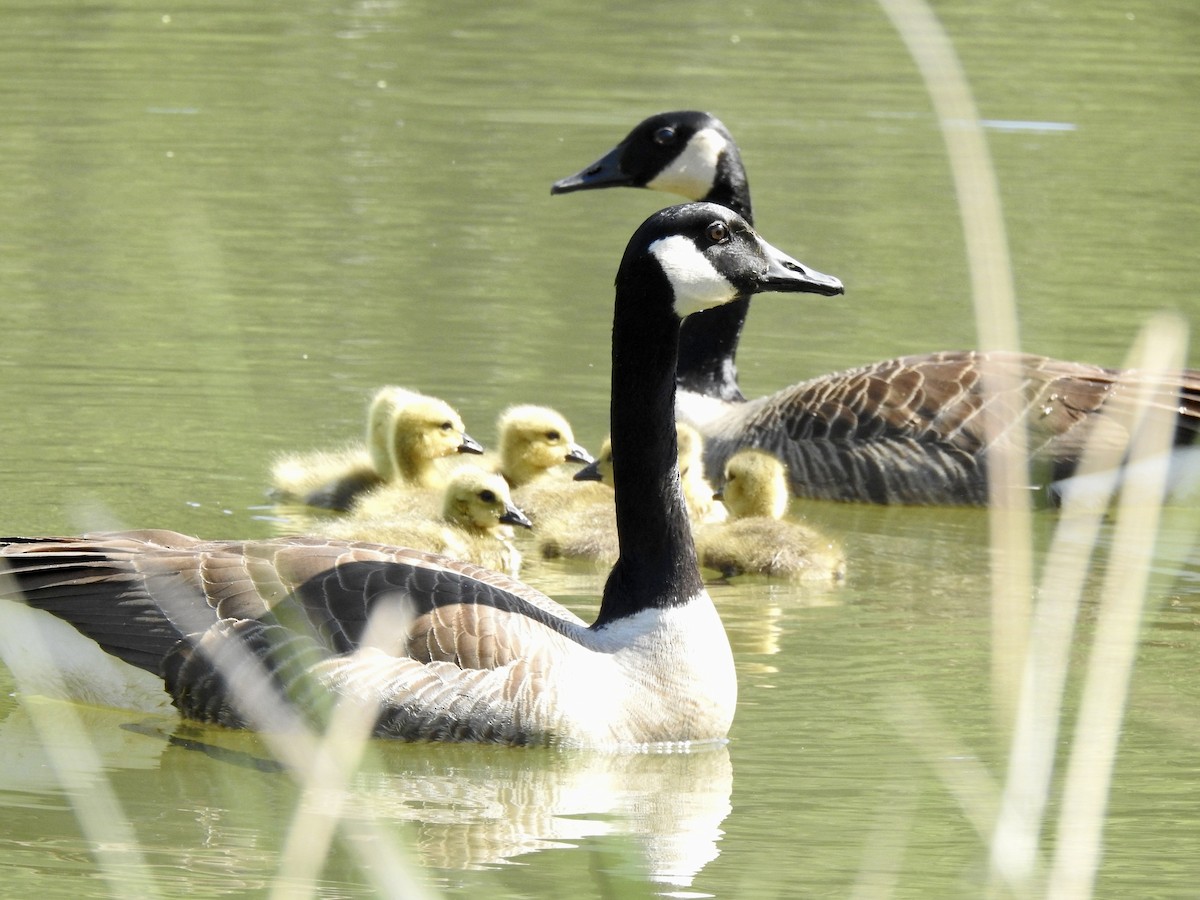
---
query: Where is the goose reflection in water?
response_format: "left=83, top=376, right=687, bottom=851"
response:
left=0, top=701, right=732, bottom=891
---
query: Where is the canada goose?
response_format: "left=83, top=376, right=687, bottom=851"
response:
left=314, top=467, right=533, bottom=578
left=270, top=386, right=483, bottom=511
left=695, top=449, right=846, bottom=582
left=0, top=202, right=843, bottom=747
left=552, top=110, right=1200, bottom=506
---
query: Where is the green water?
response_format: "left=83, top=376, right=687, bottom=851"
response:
left=1, top=0, right=1198, bottom=896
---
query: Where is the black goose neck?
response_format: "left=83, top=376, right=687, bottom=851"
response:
left=595, top=256, right=705, bottom=628
left=674, top=142, right=753, bottom=403
left=708, top=142, right=753, bottom=223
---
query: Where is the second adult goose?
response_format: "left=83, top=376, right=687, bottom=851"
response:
left=0, top=202, right=843, bottom=747
left=552, top=110, right=1200, bottom=506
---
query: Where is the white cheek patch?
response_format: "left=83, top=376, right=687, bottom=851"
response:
left=647, top=128, right=728, bottom=199
left=649, top=235, right=737, bottom=316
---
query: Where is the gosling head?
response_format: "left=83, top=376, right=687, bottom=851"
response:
left=573, top=436, right=614, bottom=488
left=496, top=404, right=593, bottom=487
left=716, top=449, right=790, bottom=520
left=442, top=467, right=533, bottom=533
left=390, top=394, right=483, bottom=484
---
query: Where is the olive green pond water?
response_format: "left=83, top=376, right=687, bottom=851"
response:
left=0, top=0, right=1198, bottom=897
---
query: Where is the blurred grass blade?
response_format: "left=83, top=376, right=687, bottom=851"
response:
left=988, top=315, right=1186, bottom=888
left=0, top=565, right=162, bottom=900
left=1046, top=314, right=1186, bottom=898
left=877, top=0, right=1031, bottom=725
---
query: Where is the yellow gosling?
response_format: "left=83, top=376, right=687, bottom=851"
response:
left=315, top=467, right=532, bottom=578
left=492, top=404, right=593, bottom=488
left=695, top=449, right=846, bottom=582
left=538, top=423, right=723, bottom=563
left=270, top=386, right=482, bottom=511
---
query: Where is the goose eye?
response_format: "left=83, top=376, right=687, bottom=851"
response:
left=480, top=490, right=496, bottom=503
left=653, top=126, right=676, bottom=145
left=440, top=421, right=453, bottom=431
left=546, top=430, right=561, bottom=442
left=706, top=221, right=730, bottom=244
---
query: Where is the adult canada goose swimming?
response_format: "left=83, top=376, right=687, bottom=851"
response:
left=0, top=202, right=843, bottom=748
left=696, top=449, right=846, bottom=582
left=270, top=386, right=483, bottom=512
left=314, top=467, right=534, bottom=578
left=552, top=110, right=1200, bottom=506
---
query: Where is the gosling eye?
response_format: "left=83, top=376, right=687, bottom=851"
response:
left=440, top=421, right=453, bottom=432
left=705, top=221, right=730, bottom=244
left=653, top=126, right=676, bottom=145
left=546, top=430, right=561, bottom=442
left=480, top=490, right=496, bottom=503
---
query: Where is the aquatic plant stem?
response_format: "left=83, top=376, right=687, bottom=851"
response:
left=877, top=0, right=1032, bottom=728
left=0, top=567, right=162, bottom=900
left=1046, top=316, right=1184, bottom=897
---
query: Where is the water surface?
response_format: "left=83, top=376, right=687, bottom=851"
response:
left=1, top=0, right=1198, bottom=896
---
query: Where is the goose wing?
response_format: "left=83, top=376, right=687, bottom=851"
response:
left=703, top=350, right=1200, bottom=504
left=164, top=617, right=561, bottom=744
left=0, top=530, right=590, bottom=736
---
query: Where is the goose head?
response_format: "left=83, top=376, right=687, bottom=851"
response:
left=618, top=201, right=842, bottom=318
left=496, top=404, right=594, bottom=487
left=441, top=467, right=534, bottom=533
left=552, top=111, right=749, bottom=219
left=555, top=114, right=779, bottom=404
left=715, top=449, right=790, bottom=520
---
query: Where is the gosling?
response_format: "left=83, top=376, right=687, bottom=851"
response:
left=695, top=449, right=846, bottom=582
left=270, top=386, right=482, bottom=511
left=314, top=466, right=533, bottom=577
left=537, top=423, right=723, bottom=562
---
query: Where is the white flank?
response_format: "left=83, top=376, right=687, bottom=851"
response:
left=0, top=597, right=174, bottom=715
left=1049, top=445, right=1200, bottom=510
left=649, top=235, right=737, bottom=317
left=647, top=127, right=728, bottom=199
